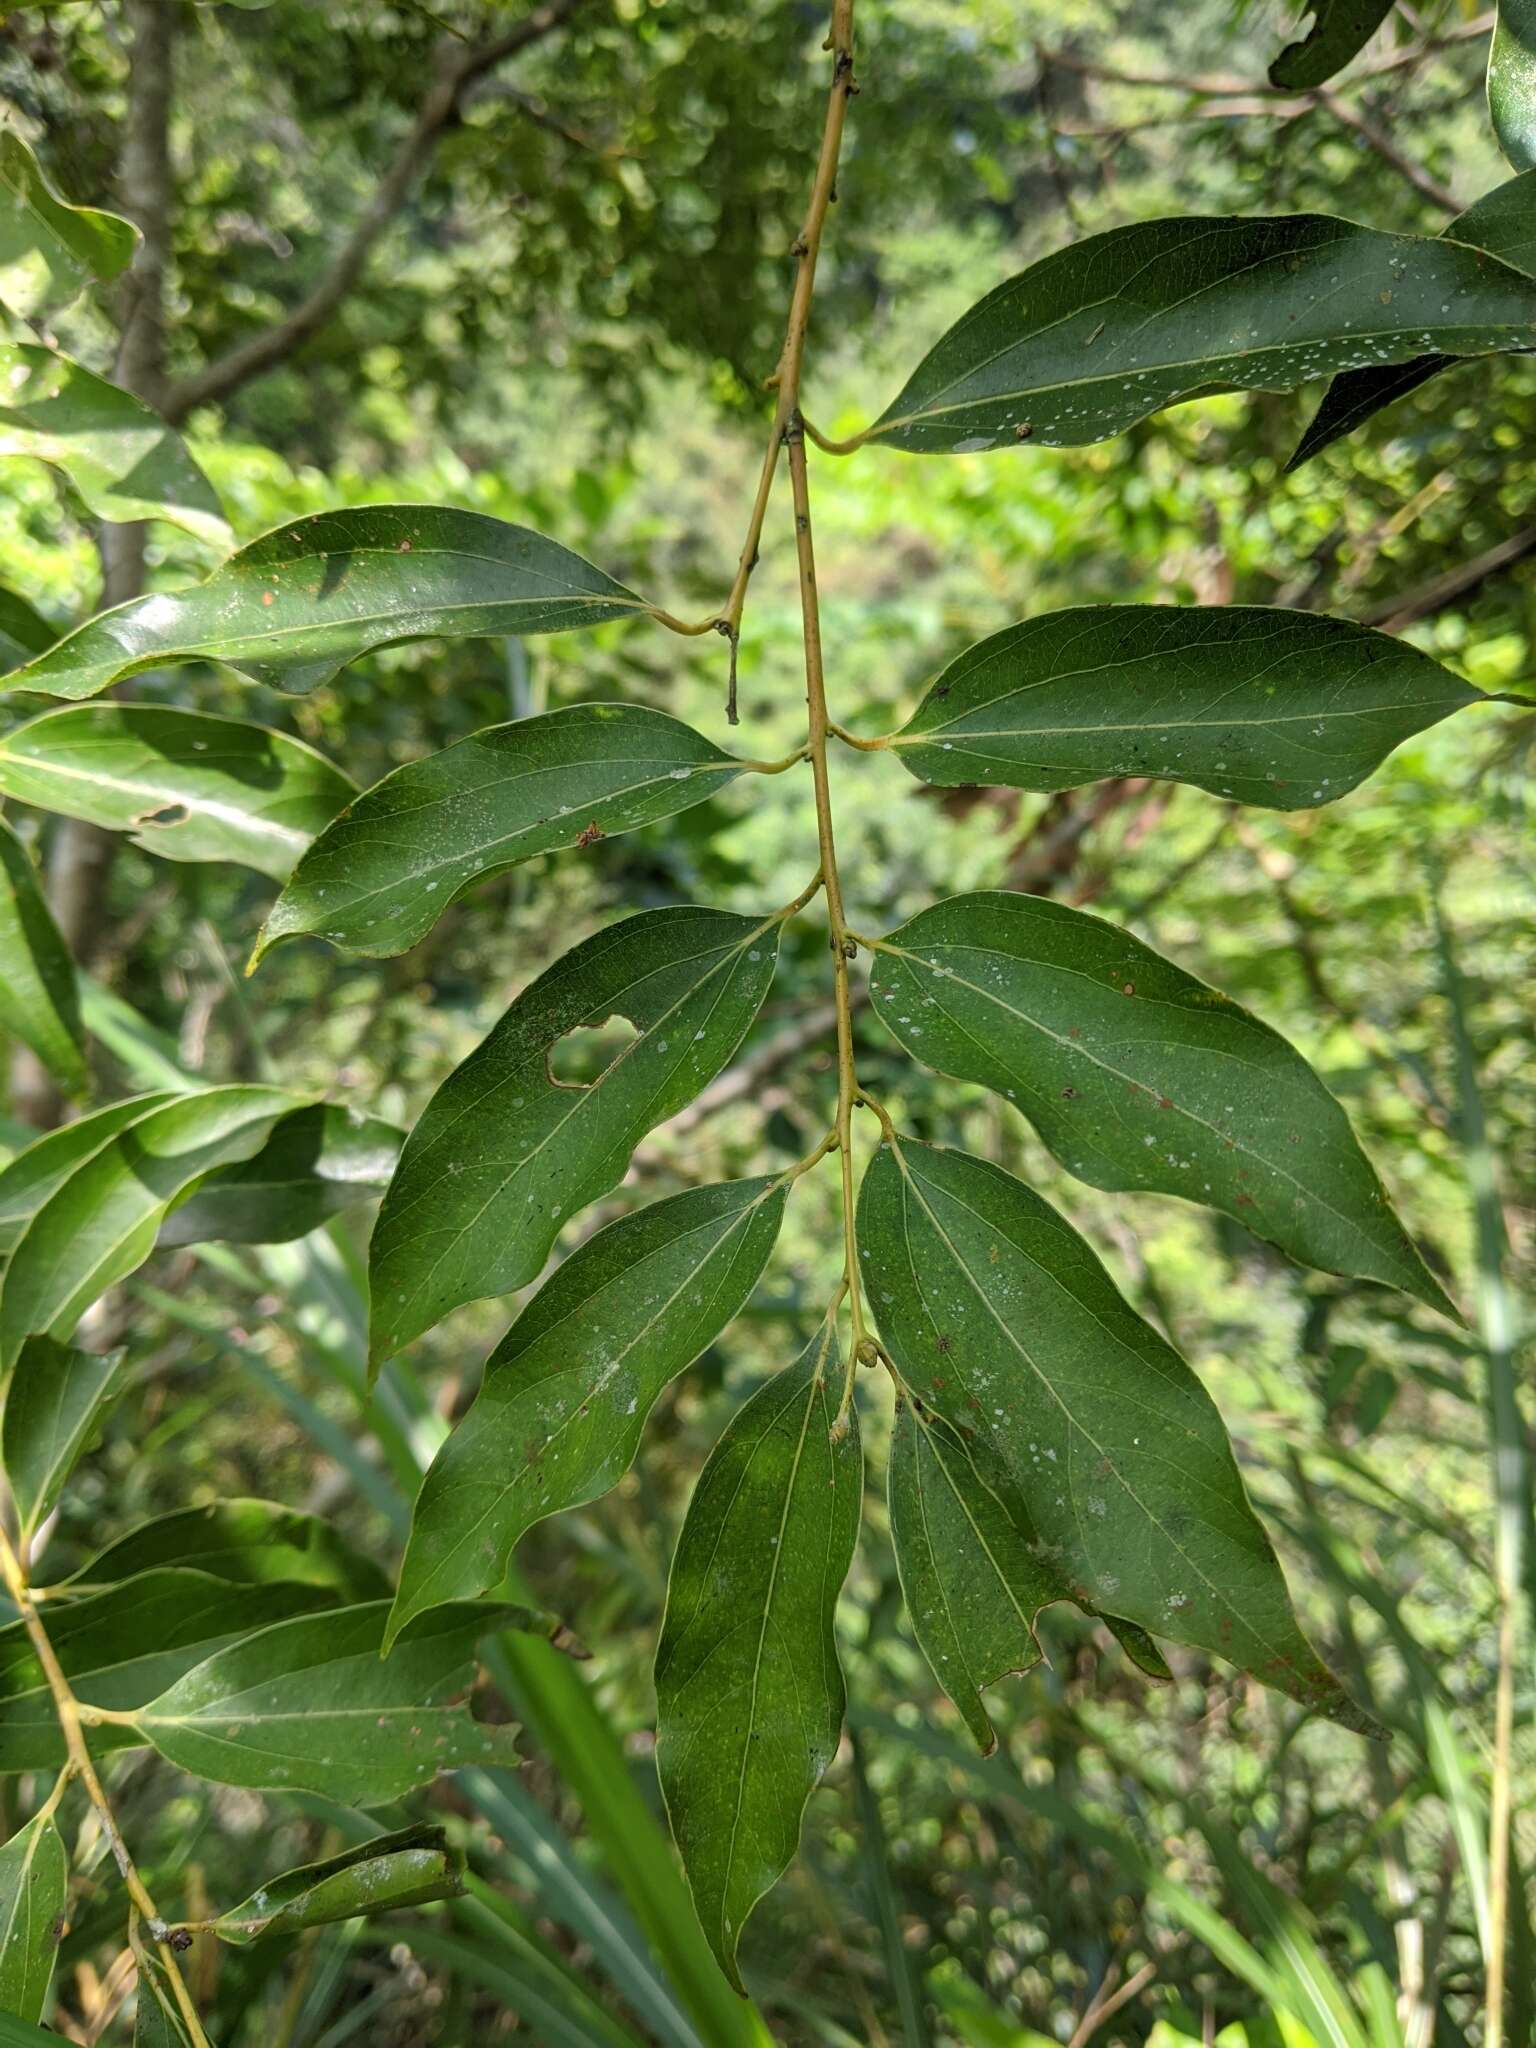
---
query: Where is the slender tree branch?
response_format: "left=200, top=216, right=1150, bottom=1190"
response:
left=1313, top=86, right=1461, bottom=214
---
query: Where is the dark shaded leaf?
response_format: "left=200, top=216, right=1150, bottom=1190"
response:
left=1268, top=1, right=1394, bottom=89
left=2, top=1335, right=126, bottom=1538
left=1490, top=0, right=1536, bottom=171
left=67, top=1499, right=390, bottom=1603
left=0, top=815, right=86, bottom=1099
left=0, top=129, right=138, bottom=318
left=157, top=1104, right=401, bottom=1248
left=0, top=1806, right=66, bottom=2023
left=131, top=1925, right=207, bottom=2047
left=0, top=591, right=57, bottom=678
left=212, top=1823, right=464, bottom=1943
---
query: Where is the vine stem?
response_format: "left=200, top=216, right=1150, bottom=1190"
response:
left=0, top=1525, right=211, bottom=2048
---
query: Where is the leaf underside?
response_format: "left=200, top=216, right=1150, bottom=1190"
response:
left=1267, top=1, right=1395, bottom=89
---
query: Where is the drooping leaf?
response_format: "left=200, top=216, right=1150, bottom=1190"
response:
left=866, top=892, right=1451, bottom=1314
left=2, top=1335, right=126, bottom=1539
left=655, top=1327, right=861, bottom=1991
left=368, top=904, right=780, bottom=1367
left=0, top=1806, right=67, bottom=2023
left=66, top=1499, right=390, bottom=1603
left=890, top=605, right=1483, bottom=808
left=256, top=704, right=746, bottom=963
left=1490, top=0, right=1536, bottom=171
left=5, top=505, right=648, bottom=703
left=0, top=1093, right=178, bottom=1258
left=0, top=1084, right=302, bottom=1368
left=212, top=1823, right=464, bottom=1943
left=1268, top=1, right=1394, bottom=89
left=0, top=705, right=355, bottom=880
left=0, top=345, right=230, bottom=548
left=391, top=1176, right=789, bottom=1644
left=157, top=1104, right=401, bottom=1248
left=860, top=1138, right=1371, bottom=1728
left=129, top=1601, right=551, bottom=1805
left=0, top=814, right=87, bottom=1099
left=860, top=216, right=1536, bottom=453
left=1292, top=169, right=1536, bottom=465
left=131, top=1925, right=207, bottom=2048
left=0, top=129, right=138, bottom=319
left=0, top=1570, right=332, bottom=1772
left=0, top=591, right=56, bottom=678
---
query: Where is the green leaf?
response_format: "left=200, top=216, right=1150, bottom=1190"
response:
left=0, top=1569, right=333, bottom=1772
left=859, top=1138, right=1371, bottom=1728
left=1490, top=0, right=1536, bottom=171
left=1292, top=170, right=1536, bottom=464
left=368, top=904, right=780, bottom=1367
left=0, top=1093, right=178, bottom=1258
left=0, top=815, right=87, bottom=1099
left=0, top=1084, right=303, bottom=1369
left=66, top=1499, right=390, bottom=1603
left=867, top=892, right=1452, bottom=1315
left=0, top=1806, right=67, bottom=2023
left=5, top=505, right=648, bottom=703
left=256, top=703, right=746, bottom=963
left=0, top=345, right=230, bottom=548
left=132, top=1926, right=208, bottom=2047
left=391, top=1176, right=789, bottom=1644
left=0, top=129, right=138, bottom=319
left=0, top=591, right=57, bottom=678
left=655, top=1327, right=861, bottom=1991
left=862, top=216, right=1536, bottom=453
left=1267, top=1, right=1394, bottom=89
left=0, top=705, right=355, bottom=881
left=890, top=605, right=1483, bottom=808
left=157, top=1104, right=401, bottom=1248
left=211, top=1822, right=464, bottom=1943
left=2, top=1335, right=126, bottom=1539
left=129, top=1600, right=548, bottom=1805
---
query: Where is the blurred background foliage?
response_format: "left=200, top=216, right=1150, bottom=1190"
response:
left=0, top=0, right=1532, bottom=2042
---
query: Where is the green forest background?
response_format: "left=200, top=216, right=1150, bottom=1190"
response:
left=1, top=2, right=1532, bottom=2043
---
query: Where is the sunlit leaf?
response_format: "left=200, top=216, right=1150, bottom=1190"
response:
left=655, top=1327, right=860, bottom=1991
left=212, top=1823, right=464, bottom=1943
left=890, top=605, right=1483, bottom=807
left=256, top=703, right=744, bottom=962
left=0, top=1094, right=178, bottom=1258
left=0, top=705, right=355, bottom=880
left=5, top=505, right=649, bottom=703
left=66, top=1499, right=390, bottom=1603
left=0, top=1806, right=66, bottom=2023
left=0, top=815, right=87, bottom=1099
left=2, top=1335, right=126, bottom=1539
left=867, top=892, right=1452, bottom=1314
left=157, top=1104, right=400, bottom=1248
left=368, top=904, right=780, bottom=1367
left=391, top=1176, right=788, bottom=1644
left=0, top=345, right=230, bottom=547
left=0, top=129, right=138, bottom=319
left=861, top=216, right=1536, bottom=453
left=1267, top=1, right=1394, bottom=89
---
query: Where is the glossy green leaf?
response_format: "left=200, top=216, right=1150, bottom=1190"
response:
left=368, top=904, right=780, bottom=1367
left=860, top=1138, right=1370, bottom=1728
left=129, top=1600, right=546, bottom=1805
left=157, top=1104, right=400, bottom=1248
left=862, top=216, right=1536, bottom=453
left=1292, top=169, right=1536, bottom=465
left=256, top=703, right=745, bottom=962
left=0, top=815, right=87, bottom=1099
left=0, top=1084, right=302, bottom=1369
left=0, top=345, right=230, bottom=547
left=891, top=605, right=1483, bottom=808
left=0, top=591, right=56, bottom=678
left=1490, top=0, right=1536, bottom=170
left=0, top=129, right=138, bottom=319
left=391, top=1176, right=789, bottom=1645
left=1268, top=1, right=1394, bottom=89
left=0, top=705, right=355, bottom=881
left=5, top=505, right=648, bottom=703
left=0, top=1094, right=178, bottom=1259
left=212, top=1823, right=464, bottom=1943
left=0, top=1807, right=66, bottom=2023
left=67, top=1499, right=390, bottom=1603
left=867, top=892, right=1451, bottom=1315
left=0, top=1569, right=332, bottom=1772
left=655, top=1327, right=861, bottom=1991
left=2, top=1335, right=126, bottom=1539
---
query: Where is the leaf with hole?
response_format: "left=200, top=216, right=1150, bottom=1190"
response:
left=655, top=1327, right=860, bottom=1991
left=0, top=345, right=229, bottom=547
left=256, top=703, right=746, bottom=962
left=0, top=1084, right=303, bottom=1369
left=0, top=815, right=87, bottom=1100
left=2, top=1335, right=126, bottom=1539
left=0, top=1806, right=66, bottom=2024
left=867, top=892, right=1450, bottom=1314
left=0, top=129, right=138, bottom=319
left=0, top=1094, right=178, bottom=1259
left=367, top=904, right=780, bottom=1368
left=66, top=1499, right=390, bottom=1603
left=890, top=605, right=1484, bottom=807
left=391, top=1175, right=788, bottom=1644
left=1267, top=1, right=1394, bottom=89
left=212, top=1823, right=464, bottom=1943
left=860, top=1138, right=1371, bottom=1728
left=861, top=216, right=1536, bottom=452
left=5, top=504, right=649, bottom=702
left=157, top=1104, right=401, bottom=1248
left=0, top=705, right=355, bottom=880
